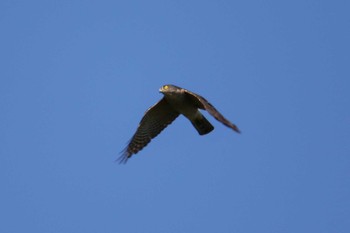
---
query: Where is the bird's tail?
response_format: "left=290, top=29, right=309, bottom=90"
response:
left=191, top=115, right=214, bottom=135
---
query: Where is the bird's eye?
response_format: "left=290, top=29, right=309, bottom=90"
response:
left=164, top=85, right=169, bottom=90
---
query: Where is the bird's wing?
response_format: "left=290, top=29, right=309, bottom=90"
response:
left=118, top=97, right=179, bottom=163
left=183, top=89, right=241, bottom=133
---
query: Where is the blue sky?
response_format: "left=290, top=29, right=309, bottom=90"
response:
left=1, top=0, right=349, bottom=232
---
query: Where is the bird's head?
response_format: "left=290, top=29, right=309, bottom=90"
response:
left=159, top=84, right=181, bottom=95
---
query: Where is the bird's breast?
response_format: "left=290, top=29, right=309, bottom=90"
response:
left=164, top=95, right=198, bottom=120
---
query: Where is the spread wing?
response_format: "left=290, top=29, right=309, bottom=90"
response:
left=118, top=98, right=179, bottom=163
left=184, top=89, right=241, bottom=133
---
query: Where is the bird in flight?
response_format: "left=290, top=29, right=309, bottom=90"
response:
left=118, top=84, right=240, bottom=163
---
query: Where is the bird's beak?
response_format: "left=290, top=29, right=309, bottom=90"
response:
left=159, top=87, right=163, bottom=93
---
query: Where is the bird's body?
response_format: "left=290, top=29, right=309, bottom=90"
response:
left=118, top=84, right=240, bottom=163
left=161, top=87, right=214, bottom=134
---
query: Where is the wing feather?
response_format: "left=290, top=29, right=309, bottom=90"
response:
left=184, top=89, right=241, bottom=133
left=118, top=98, right=179, bottom=163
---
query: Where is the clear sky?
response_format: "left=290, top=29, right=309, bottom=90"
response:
left=1, top=1, right=349, bottom=232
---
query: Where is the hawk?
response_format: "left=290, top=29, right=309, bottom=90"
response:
left=118, top=84, right=240, bottom=163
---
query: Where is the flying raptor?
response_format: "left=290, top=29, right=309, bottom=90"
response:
left=119, top=84, right=240, bottom=163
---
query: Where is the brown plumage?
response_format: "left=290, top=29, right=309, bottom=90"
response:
left=118, top=84, right=240, bottom=163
